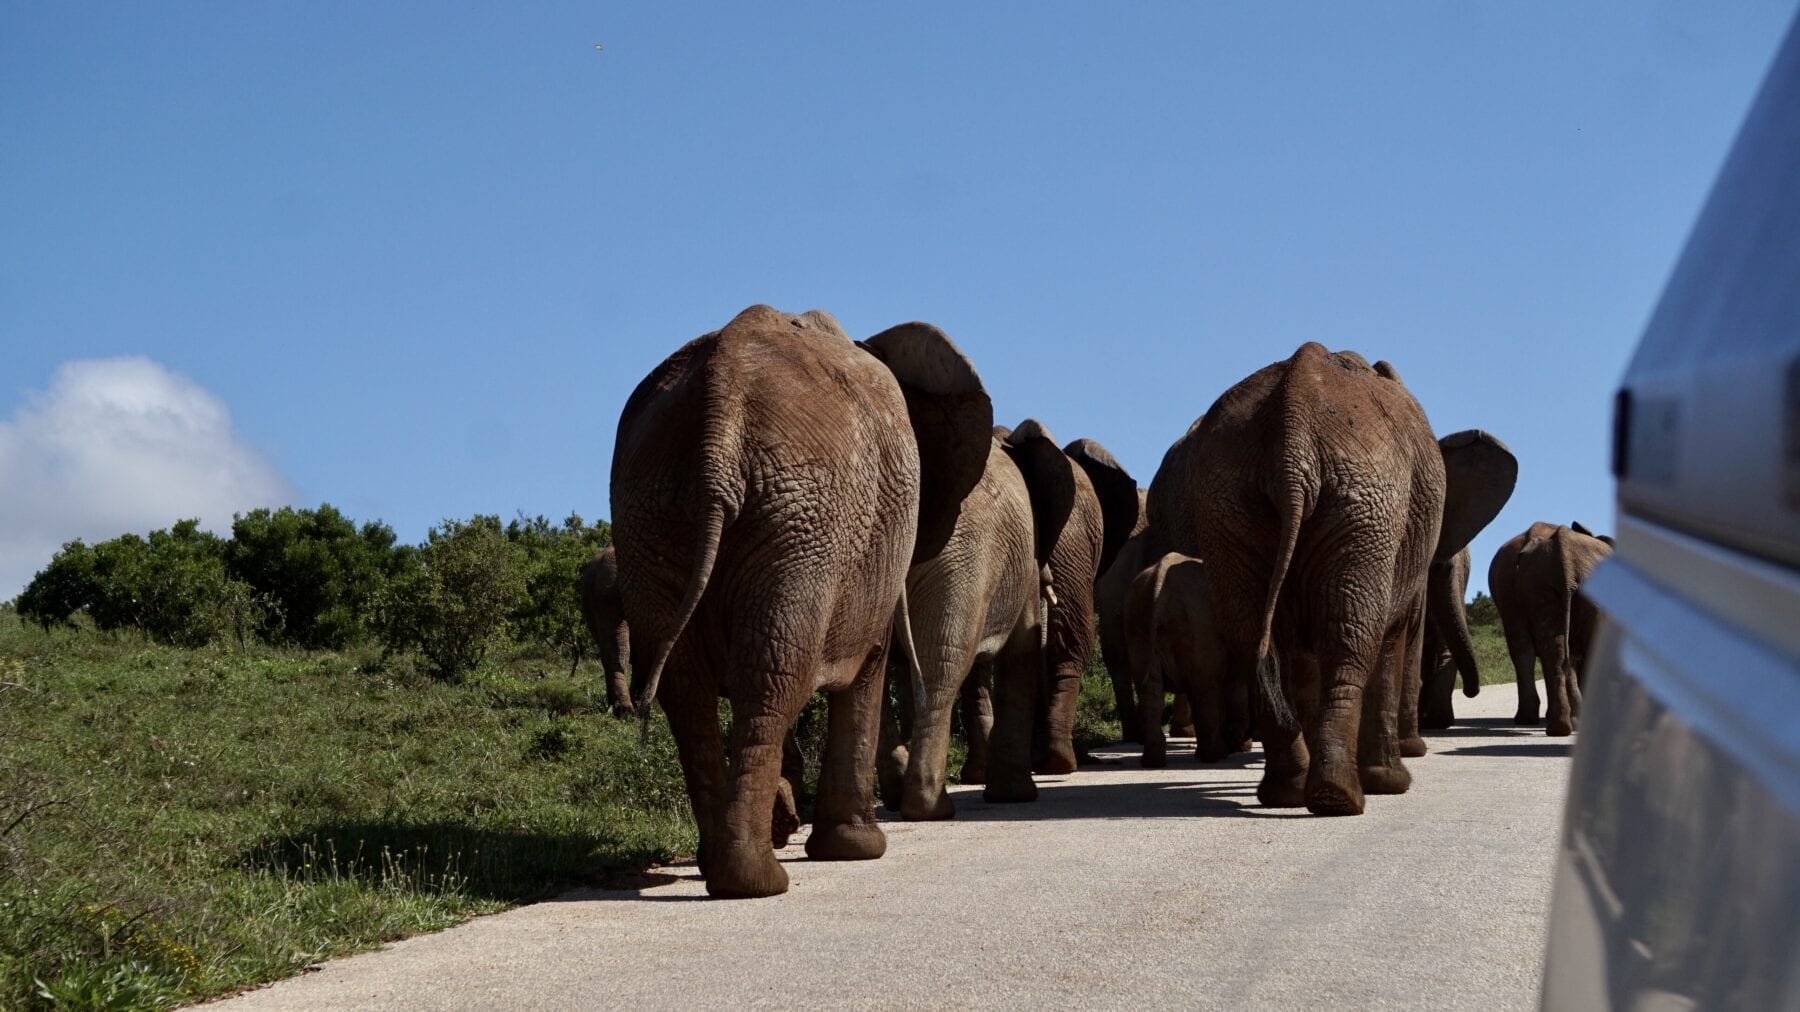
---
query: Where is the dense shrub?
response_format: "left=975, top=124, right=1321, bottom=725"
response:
left=226, top=504, right=411, bottom=649
left=15, top=520, right=249, bottom=647
left=375, top=516, right=527, bottom=681
left=505, top=513, right=611, bottom=672
left=1466, top=590, right=1498, bottom=627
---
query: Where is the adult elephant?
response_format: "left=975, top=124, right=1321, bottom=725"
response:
left=612, top=305, right=991, bottom=897
left=991, top=423, right=1137, bottom=774
left=1124, top=552, right=1249, bottom=768
left=1187, top=344, right=1516, bottom=815
left=877, top=438, right=1044, bottom=819
left=1416, top=546, right=1481, bottom=730
left=1489, top=521, right=1614, bottom=736
left=577, top=547, right=634, bottom=718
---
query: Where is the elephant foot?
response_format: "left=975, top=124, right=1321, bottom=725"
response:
left=1400, top=735, right=1429, bottom=758
left=1256, top=770, right=1307, bottom=808
left=1514, top=707, right=1542, bottom=727
left=1139, top=747, right=1168, bottom=770
left=1305, top=761, right=1366, bottom=817
left=1546, top=717, right=1576, bottom=737
left=1195, top=741, right=1234, bottom=764
left=1169, top=723, right=1197, bottom=740
left=771, top=781, right=801, bottom=849
left=705, top=845, right=788, bottom=899
left=983, top=777, right=1038, bottom=804
left=877, top=747, right=908, bottom=813
left=958, top=760, right=986, bottom=785
left=1033, top=743, right=1078, bottom=775
left=900, top=790, right=956, bottom=822
left=610, top=703, right=636, bottom=720
left=805, top=820, right=886, bottom=861
left=1418, top=711, right=1452, bottom=731
left=1359, top=761, right=1412, bottom=796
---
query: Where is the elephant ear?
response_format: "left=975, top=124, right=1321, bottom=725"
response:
left=1064, top=437, right=1138, bottom=577
left=1002, top=419, right=1077, bottom=565
left=859, top=322, right=994, bottom=565
left=1436, top=429, right=1518, bottom=562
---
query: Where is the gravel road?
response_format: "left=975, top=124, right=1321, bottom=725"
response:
left=219, top=680, right=1570, bottom=1010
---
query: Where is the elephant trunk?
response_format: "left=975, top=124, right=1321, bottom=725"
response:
left=1427, top=559, right=1481, bottom=698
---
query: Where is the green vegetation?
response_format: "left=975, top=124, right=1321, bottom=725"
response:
left=0, top=609, right=690, bottom=1010
left=2, top=503, right=1524, bottom=1009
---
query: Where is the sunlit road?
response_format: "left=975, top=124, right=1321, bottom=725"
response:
left=219, top=681, right=1570, bottom=1010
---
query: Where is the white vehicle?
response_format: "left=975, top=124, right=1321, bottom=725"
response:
left=1540, top=10, right=1800, bottom=1010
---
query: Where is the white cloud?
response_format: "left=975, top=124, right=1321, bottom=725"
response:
left=0, top=357, right=296, bottom=599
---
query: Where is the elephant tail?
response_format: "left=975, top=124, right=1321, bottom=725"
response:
left=893, top=585, right=928, bottom=719
left=1039, top=563, right=1058, bottom=609
left=1252, top=482, right=1302, bottom=731
left=631, top=494, right=727, bottom=730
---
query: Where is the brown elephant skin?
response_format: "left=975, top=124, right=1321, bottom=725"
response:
left=1417, top=546, right=1482, bottom=730
left=1185, top=344, right=1515, bottom=816
left=577, top=547, right=635, bottom=718
left=1489, top=521, right=1613, bottom=735
left=611, top=305, right=990, bottom=897
left=998, top=424, right=1136, bottom=774
left=877, top=438, right=1044, bottom=818
left=1125, top=553, right=1249, bottom=768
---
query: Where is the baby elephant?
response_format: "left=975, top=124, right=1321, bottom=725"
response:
left=578, top=547, right=635, bottom=718
left=1125, top=553, right=1249, bottom=768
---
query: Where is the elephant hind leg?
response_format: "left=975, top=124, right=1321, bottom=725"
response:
left=806, top=641, right=888, bottom=861
left=984, top=626, right=1041, bottom=804
left=1532, top=611, right=1578, bottom=737
left=1506, top=619, right=1542, bottom=725
left=1256, top=648, right=1313, bottom=809
left=658, top=670, right=730, bottom=885
left=958, top=661, right=994, bottom=784
left=1359, top=617, right=1414, bottom=796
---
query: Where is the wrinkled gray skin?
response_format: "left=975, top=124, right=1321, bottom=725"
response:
left=611, top=305, right=991, bottom=898
left=577, top=547, right=635, bottom=718
left=1187, top=344, right=1516, bottom=816
left=984, top=426, right=1137, bottom=774
left=1417, top=547, right=1481, bottom=730
left=876, top=439, right=1043, bottom=819
left=1094, top=491, right=1153, bottom=742
left=1125, top=553, right=1250, bottom=768
left=1489, top=521, right=1614, bottom=736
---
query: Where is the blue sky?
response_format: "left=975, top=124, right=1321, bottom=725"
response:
left=2, top=2, right=1795, bottom=597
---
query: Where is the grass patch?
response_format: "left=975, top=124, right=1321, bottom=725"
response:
left=1471, top=619, right=1539, bottom=686
left=0, top=610, right=692, bottom=1009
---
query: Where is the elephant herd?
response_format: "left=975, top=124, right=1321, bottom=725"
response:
left=587, top=304, right=1612, bottom=898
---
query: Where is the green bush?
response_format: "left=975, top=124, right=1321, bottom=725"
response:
left=504, top=513, right=611, bottom=672
left=375, top=517, right=526, bottom=681
left=227, top=504, right=411, bottom=650
left=1466, top=590, right=1498, bottom=627
left=15, top=520, right=243, bottom=648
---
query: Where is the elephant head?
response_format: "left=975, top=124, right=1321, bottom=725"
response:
left=999, top=420, right=1078, bottom=566
left=1064, top=437, right=1139, bottom=577
left=1434, top=429, right=1519, bottom=562
left=856, top=322, right=994, bottom=565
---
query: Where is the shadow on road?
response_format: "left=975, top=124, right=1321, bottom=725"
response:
left=1420, top=716, right=1543, bottom=739
left=1442, top=741, right=1573, bottom=758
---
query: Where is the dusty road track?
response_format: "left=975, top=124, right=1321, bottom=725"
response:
left=221, top=681, right=1570, bottom=1010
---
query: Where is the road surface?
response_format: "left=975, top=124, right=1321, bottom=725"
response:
left=220, top=680, right=1571, bottom=1010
